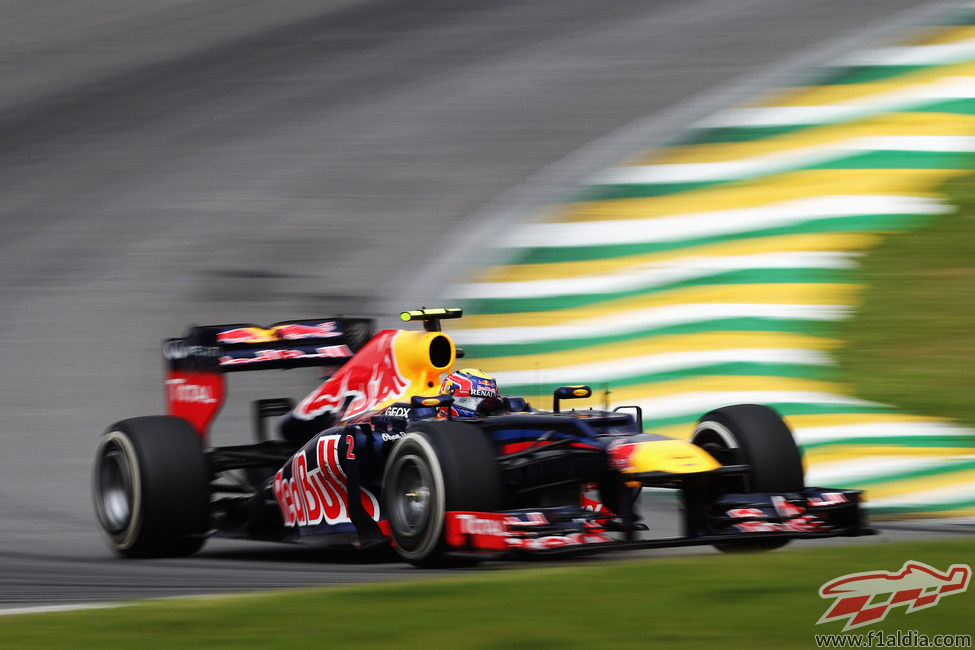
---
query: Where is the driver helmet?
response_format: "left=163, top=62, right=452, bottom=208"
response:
left=440, top=368, right=499, bottom=418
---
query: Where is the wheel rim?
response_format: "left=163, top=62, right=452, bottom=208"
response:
left=388, top=453, right=433, bottom=542
left=692, top=423, right=739, bottom=467
left=96, top=438, right=134, bottom=535
left=697, top=438, right=736, bottom=466
left=692, top=425, right=747, bottom=494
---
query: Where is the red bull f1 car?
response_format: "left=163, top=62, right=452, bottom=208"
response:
left=92, top=308, right=872, bottom=566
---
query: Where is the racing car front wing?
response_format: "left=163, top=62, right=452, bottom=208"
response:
left=443, top=486, right=872, bottom=557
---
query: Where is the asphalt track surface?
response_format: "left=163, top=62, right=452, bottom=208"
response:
left=0, top=0, right=964, bottom=610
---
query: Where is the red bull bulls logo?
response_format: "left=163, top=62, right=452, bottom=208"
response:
left=294, top=330, right=409, bottom=423
left=217, top=326, right=275, bottom=344
left=818, top=561, right=971, bottom=631
left=218, top=321, right=341, bottom=345
left=272, top=322, right=341, bottom=340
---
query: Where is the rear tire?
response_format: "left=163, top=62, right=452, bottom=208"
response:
left=382, top=420, right=501, bottom=567
left=691, top=404, right=804, bottom=552
left=92, top=416, right=210, bottom=558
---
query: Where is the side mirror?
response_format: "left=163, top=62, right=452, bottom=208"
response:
left=502, top=396, right=529, bottom=412
left=613, top=405, right=644, bottom=431
left=411, top=394, right=454, bottom=418
left=553, top=385, right=591, bottom=413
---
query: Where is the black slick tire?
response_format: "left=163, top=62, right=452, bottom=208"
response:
left=92, top=416, right=210, bottom=557
left=382, top=420, right=501, bottom=567
left=691, top=404, right=804, bottom=552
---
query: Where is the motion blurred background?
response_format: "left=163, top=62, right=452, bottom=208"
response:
left=1, top=0, right=970, bottom=608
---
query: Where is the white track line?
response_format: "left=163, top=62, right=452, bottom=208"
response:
left=0, top=602, right=123, bottom=617
left=837, top=38, right=975, bottom=66
left=452, top=252, right=857, bottom=299
left=806, top=456, right=975, bottom=485
left=452, top=303, right=850, bottom=346
left=866, top=481, right=975, bottom=508
left=614, top=391, right=881, bottom=421
left=493, top=347, right=831, bottom=385
left=794, top=421, right=975, bottom=445
left=696, top=76, right=975, bottom=128
left=594, top=136, right=975, bottom=186
left=498, top=195, right=948, bottom=248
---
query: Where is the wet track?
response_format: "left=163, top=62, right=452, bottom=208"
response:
left=0, top=0, right=957, bottom=609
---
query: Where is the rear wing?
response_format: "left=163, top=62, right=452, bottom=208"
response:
left=163, top=318, right=376, bottom=373
left=163, top=317, right=375, bottom=439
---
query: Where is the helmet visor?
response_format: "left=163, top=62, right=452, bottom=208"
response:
left=451, top=395, right=485, bottom=414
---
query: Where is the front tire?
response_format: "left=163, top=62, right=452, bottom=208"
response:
left=382, top=420, right=501, bottom=567
left=92, top=416, right=210, bottom=558
left=692, top=404, right=804, bottom=493
left=692, top=404, right=804, bottom=552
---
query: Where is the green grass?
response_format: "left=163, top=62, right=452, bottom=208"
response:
left=2, top=540, right=973, bottom=649
left=836, top=172, right=975, bottom=429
